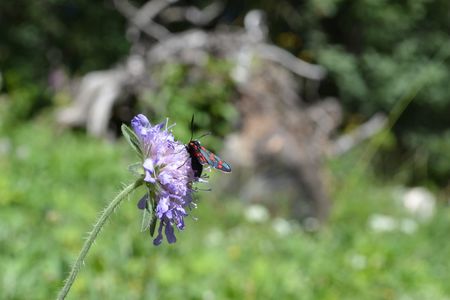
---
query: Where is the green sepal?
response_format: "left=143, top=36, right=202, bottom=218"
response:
left=147, top=186, right=157, bottom=237
left=149, top=215, right=157, bottom=237
left=140, top=204, right=152, bottom=232
left=128, top=162, right=144, bottom=177
left=121, top=124, right=143, bottom=159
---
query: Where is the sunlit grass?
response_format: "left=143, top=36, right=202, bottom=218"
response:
left=0, top=121, right=449, bottom=299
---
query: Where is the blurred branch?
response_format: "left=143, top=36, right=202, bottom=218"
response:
left=160, top=2, right=224, bottom=26
left=112, top=0, right=135, bottom=17
left=255, top=44, right=326, bottom=80
left=113, top=0, right=177, bottom=40
left=59, top=8, right=330, bottom=140
left=146, top=30, right=209, bottom=64
left=56, top=69, right=127, bottom=137
left=330, top=113, right=388, bottom=156
left=134, top=0, right=176, bottom=27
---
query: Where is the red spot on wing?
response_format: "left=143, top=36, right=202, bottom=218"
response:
left=187, top=140, right=231, bottom=172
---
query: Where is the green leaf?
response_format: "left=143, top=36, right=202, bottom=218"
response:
left=121, top=124, right=143, bottom=159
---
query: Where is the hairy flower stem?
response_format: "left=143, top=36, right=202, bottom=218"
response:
left=57, top=178, right=144, bottom=300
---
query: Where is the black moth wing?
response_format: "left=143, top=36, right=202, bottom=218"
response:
left=190, top=153, right=203, bottom=178
left=187, top=142, right=204, bottom=178
left=198, top=145, right=232, bottom=173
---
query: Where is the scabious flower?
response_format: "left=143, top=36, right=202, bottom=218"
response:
left=131, top=114, right=197, bottom=245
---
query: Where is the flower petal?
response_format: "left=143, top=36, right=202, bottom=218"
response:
left=153, top=222, right=164, bottom=246
left=156, top=196, right=170, bottom=218
left=165, top=223, right=176, bottom=244
left=143, top=159, right=156, bottom=183
left=143, top=158, right=154, bottom=173
left=131, top=114, right=151, bottom=139
left=137, top=194, right=148, bottom=210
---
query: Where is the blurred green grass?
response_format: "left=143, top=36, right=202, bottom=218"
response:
left=0, top=120, right=449, bottom=300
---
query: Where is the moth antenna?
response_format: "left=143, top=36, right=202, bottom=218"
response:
left=190, top=114, right=195, bottom=141
left=195, top=132, right=211, bottom=140
left=193, top=187, right=212, bottom=192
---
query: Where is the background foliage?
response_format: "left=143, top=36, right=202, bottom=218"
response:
left=1, top=120, right=449, bottom=299
left=2, top=0, right=450, bottom=184
left=1, top=1, right=450, bottom=299
left=0, top=0, right=129, bottom=125
left=140, top=60, right=237, bottom=149
left=305, top=0, right=450, bottom=186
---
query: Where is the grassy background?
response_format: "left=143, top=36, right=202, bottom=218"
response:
left=1, top=119, right=449, bottom=300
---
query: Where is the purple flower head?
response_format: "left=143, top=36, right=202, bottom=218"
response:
left=131, top=114, right=196, bottom=245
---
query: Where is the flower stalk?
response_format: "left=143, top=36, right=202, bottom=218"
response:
left=57, top=178, right=144, bottom=300
left=58, top=114, right=206, bottom=298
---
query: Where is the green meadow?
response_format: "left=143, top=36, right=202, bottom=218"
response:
left=1, top=120, right=449, bottom=299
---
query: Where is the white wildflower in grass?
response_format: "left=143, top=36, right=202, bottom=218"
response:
left=368, top=214, right=397, bottom=232
left=244, top=204, right=269, bottom=223
left=272, top=218, right=293, bottom=236
left=402, top=187, right=436, bottom=221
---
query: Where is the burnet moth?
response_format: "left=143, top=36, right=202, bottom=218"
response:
left=186, top=115, right=231, bottom=178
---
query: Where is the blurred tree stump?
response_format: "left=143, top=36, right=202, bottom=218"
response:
left=56, top=1, right=343, bottom=225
